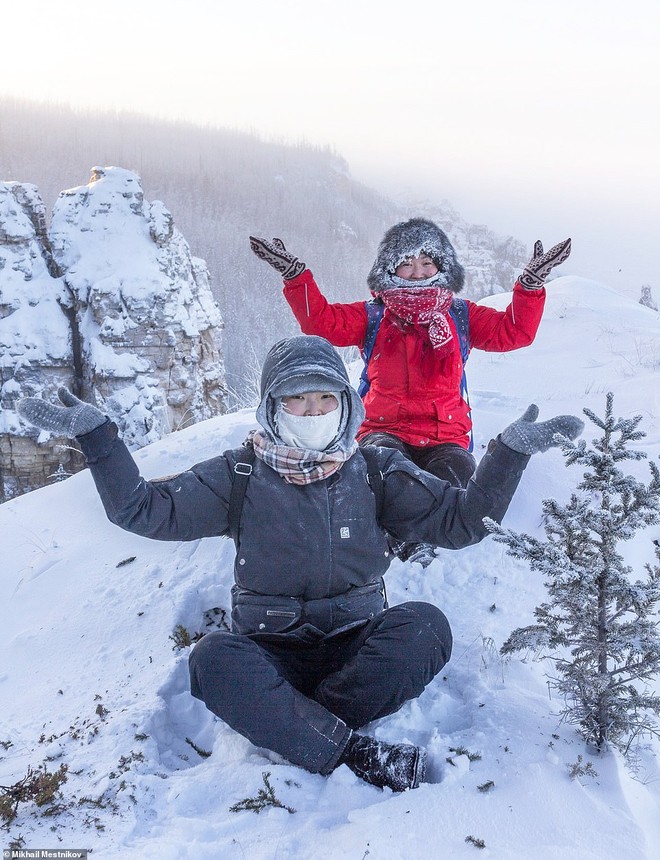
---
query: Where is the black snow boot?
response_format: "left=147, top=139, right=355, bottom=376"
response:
left=337, top=732, right=426, bottom=791
left=391, top=540, right=437, bottom=568
left=387, top=533, right=437, bottom=568
left=405, top=542, right=437, bottom=568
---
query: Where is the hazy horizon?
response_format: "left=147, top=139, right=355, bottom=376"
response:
left=2, top=0, right=658, bottom=298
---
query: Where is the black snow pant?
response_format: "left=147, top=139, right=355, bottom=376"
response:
left=358, top=433, right=477, bottom=489
left=189, top=600, right=452, bottom=775
left=359, top=434, right=477, bottom=560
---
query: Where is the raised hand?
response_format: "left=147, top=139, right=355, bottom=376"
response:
left=501, top=404, right=584, bottom=454
left=249, top=236, right=306, bottom=280
left=18, top=387, right=107, bottom=438
left=520, top=238, right=571, bottom=290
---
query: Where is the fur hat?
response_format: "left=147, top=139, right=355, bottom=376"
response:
left=367, top=217, right=465, bottom=294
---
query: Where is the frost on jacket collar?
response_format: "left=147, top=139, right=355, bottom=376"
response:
left=367, top=217, right=465, bottom=294
left=256, top=335, right=365, bottom=454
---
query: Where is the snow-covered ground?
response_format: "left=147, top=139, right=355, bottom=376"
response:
left=1, top=276, right=659, bottom=858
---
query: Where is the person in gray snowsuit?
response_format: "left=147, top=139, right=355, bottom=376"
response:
left=18, top=335, right=583, bottom=792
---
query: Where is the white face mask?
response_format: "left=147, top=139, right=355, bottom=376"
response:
left=276, top=406, right=342, bottom=451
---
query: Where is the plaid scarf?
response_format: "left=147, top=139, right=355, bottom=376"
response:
left=381, top=286, right=454, bottom=352
left=249, top=429, right=356, bottom=485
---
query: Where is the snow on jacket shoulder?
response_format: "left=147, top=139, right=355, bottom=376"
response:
left=283, top=270, right=545, bottom=448
left=76, top=420, right=529, bottom=635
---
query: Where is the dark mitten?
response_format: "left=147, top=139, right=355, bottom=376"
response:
left=520, top=238, right=571, bottom=290
left=17, top=387, right=107, bottom=438
left=249, top=236, right=306, bottom=280
left=501, top=404, right=584, bottom=454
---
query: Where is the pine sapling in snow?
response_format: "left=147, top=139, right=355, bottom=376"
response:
left=486, top=393, right=660, bottom=754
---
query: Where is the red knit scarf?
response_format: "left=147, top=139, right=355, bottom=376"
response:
left=381, top=286, right=454, bottom=352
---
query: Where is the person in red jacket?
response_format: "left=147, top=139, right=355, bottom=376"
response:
left=250, top=219, right=571, bottom=564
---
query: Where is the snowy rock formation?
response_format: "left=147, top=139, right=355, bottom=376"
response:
left=0, top=167, right=227, bottom=500
left=0, top=181, right=74, bottom=498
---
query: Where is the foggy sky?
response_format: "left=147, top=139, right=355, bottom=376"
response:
left=2, top=0, right=658, bottom=297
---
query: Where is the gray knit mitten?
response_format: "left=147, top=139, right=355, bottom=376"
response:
left=520, top=238, right=571, bottom=290
left=17, top=387, right=107, bottom=438
left=249, top=236, right=306, bottom=280
left=501, top=404, right=584, bottom=454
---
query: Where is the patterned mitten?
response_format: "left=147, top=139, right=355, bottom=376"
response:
left=18, top=387, right=107, bottom=437
left=249, top=236, right=306, bottom=280
left=520, top=238, right=571, bottom=289
left=501, top=404, right=584, bottom=454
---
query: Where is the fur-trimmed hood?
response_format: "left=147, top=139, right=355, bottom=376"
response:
left=367, top=217, right=465, bottom=294
left=256, top=335, right=365, bottom=453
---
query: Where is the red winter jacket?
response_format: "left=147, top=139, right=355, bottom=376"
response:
left=283, top=270, right=546, bottom=450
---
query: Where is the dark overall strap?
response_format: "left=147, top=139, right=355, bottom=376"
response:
left=227, top=444, right=256, bottom=544
left=229, top=444, right=385, bottom=541
left=360, top=445, right=385, bottom=524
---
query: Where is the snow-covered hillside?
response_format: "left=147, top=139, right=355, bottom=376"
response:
left=1, top=99, right=531, bottom=391
left=1, top=277, right=659, bottom=858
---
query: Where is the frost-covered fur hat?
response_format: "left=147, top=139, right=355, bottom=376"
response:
left=367, top=217, right=465, bottom=294
left=256, top=335, right=365, bottom=453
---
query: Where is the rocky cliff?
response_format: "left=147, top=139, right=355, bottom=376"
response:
left=0, top=167, right=226, bottom=500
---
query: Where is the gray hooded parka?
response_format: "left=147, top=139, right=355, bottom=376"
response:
left=75, top=334, right=530, bottom=775
left=77, top=335, right=529, bottom=639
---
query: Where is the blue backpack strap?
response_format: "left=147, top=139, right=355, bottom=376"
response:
left=449, top=298, right=470, bottom=363
left=358, top=298, right=385, bottom=398
left=448, top=299, right=473, bottom=452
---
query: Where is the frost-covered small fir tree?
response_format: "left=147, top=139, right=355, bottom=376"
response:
left=486, top=393, right=660, bottom=753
